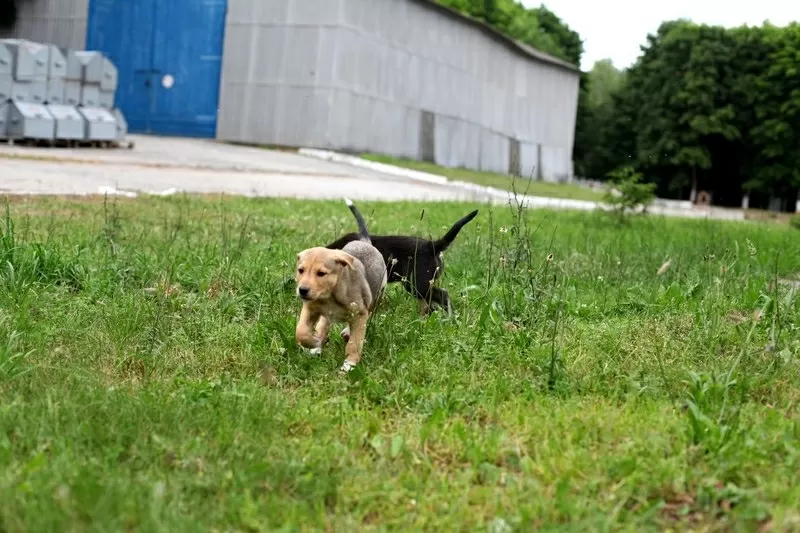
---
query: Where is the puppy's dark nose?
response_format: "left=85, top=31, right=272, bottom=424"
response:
left=298, top=287, right=310, bottom=299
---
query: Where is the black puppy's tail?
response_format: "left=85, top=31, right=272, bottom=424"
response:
left=433, top=209, right=479, bottom=252
left=344, top=198, right=371, bottom=244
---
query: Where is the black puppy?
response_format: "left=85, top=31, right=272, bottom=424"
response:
left=326, top=204, right=479, bottom=315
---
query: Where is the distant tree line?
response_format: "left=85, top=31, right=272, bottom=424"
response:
left=438, top=1, right=800, bottom=211
left=582, top=20, right=800, bottom=211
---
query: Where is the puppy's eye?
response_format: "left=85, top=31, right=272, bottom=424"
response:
left=298, top=268, right=304, bottom=274
left=317, top=271, right=327, bottom=277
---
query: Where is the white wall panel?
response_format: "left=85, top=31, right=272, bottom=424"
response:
left=218, top=0, right=580, bottom=178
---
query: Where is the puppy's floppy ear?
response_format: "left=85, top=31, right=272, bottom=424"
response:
left=334, top=251, right=355, bottom=270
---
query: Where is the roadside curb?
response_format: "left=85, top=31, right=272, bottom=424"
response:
left=297, top=149, right=746, bottom=222
left=298, top=149, right=607, bottom=210
left=298, top=148, right=588, bottom=206
left=297, top=149, right=450, bottom=186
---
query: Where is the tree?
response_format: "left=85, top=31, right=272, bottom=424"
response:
left=575, top=60, right=628, bottom=180
left=586, top=59, right=626, bottom=109
left=482, top=0, right=499, bottom=25
left=531, top=4, right=583, bottom=65
left=749, top=23, right=800, bottom=202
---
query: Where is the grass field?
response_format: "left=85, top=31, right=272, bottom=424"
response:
left=361, top=153, right=606, bottom=202
left=1, top=194, right=799, bottom=531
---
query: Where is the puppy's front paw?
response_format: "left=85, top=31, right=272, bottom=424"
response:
left=339, top=360, right=357, bottom=373
left=301, top=346, right=322, bottom=356
left=340, top=327, right=351, bottom=343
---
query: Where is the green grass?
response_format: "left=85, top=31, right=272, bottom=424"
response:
left=362, top=153, right=606, bottom=202
left=1, top=194, right=799, bottom=531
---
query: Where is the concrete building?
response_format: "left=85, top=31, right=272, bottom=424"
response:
left=2, top=0, right=581, bottom=180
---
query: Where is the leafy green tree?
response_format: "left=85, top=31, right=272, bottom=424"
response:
left=633, top=22, right=740, bottom=200
left=586, top=59, right=625, bottom=109
left=531, top=4, right=583, bottom=65
left=750, top=23, right=800, bottom=201
left=575, top=60, right=628, bottom=179
left=482, top=0, right=499, bottom=25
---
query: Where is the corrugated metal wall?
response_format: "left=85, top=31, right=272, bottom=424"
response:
left=0, top=0, right=88, bottom=50
left=217, top=0, right=580, bottom=181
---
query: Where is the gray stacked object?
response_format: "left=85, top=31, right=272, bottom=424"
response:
left=67, top=51, right=118, bottom=109
left=0, top=38, right=127, bottom=145
left=0, top=101, right=7, bottom=138
left=64, top=79, right=81, bottom=106
left=78, top=107, right=117, bottom=141
left=0, top=41, right=11, bottom=103
left=66, top=50, right=120, bottom=140
left=100, top=57, right=118, bottom=109
left=112, top=107, right=127, bottom=141
left=48, top=104, right=84, bottom=140
left=42, top=45, right=82, bottom=140
left=0, top=39, right=54, bottom=140
left=45, top=45, right=67, bottom=105
left=5, top=39, right=48, bottom=104
left=0, top=44, right=8, bottom=137
left=7, top=101, right=54, bottom=139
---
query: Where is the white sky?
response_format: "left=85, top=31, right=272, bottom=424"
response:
left=523, top=0, right=798, bottom=70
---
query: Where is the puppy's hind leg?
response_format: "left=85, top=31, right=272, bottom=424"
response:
left=411, top=275, right=452, bottom=316
left=430, top=287, right=453, bottom=316
left=418, top=298, right=432, bottom=316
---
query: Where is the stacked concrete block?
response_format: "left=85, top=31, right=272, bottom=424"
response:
left=45, top=45, right=67, bottom=105
left=64, top=79, right=81, bottom=106
left=0, top=42, right=11, bottom=102
left=0, top=39, right=54, bottom=140
left=66, top=50, right=121, bottom=141
left=5, top=39, right=48, bottom=105
left=99, top=57, right=118, bottom=109
left=48, top=104, right=84, bottom=140
left=1, top=38, right=127, bottom=145
left=0, top=101, right=7, bottom=138
left=112, top=107, right=127, bottom=141
left=3, top=39, right=48, bottom=79
left=66, top=51, right=118, bottom=109
left=0, top=44, right=8, bottom=137
left=10, top=77, right=46, bottom=104
left=7, top=101, right=55, bottom=139
left=78, top=107, right=117, bottom=141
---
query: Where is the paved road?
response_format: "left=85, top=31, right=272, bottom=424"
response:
left=0, top=135, right=492, bottom=202
left=0, top=135, right=745, bottom=221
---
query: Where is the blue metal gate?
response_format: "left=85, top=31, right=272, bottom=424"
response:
left=86, top=0, right=227, bottom=138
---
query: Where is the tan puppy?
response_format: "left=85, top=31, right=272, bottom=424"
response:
left=295, top=200, right=387, bottom=373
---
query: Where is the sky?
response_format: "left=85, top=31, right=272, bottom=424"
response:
left=523, top=0, right=798, bottom=70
